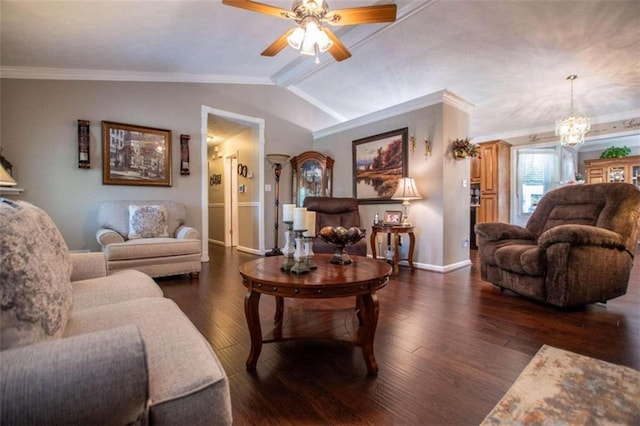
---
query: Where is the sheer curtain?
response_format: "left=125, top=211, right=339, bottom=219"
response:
left=513, top=146, right=576, bottom=226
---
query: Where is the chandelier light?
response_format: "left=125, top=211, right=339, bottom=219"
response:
left=555, top=74, right=590, bottom=147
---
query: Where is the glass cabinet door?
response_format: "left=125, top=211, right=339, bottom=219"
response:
left=290, top=151, right=334, bottom=206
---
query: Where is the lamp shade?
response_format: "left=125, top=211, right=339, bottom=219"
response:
left=266, top=154, right=290, bottom=166
left=391, top=177, right=421, bottom=200
left=0, top=163, right=17, bottom=187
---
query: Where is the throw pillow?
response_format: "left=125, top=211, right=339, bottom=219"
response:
left=128, top=204, right=169, bottom=239
left=0, top=199, right=74, bottom=350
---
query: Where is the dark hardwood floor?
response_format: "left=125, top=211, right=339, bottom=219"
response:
left=158, top=245, right=640, bottom=425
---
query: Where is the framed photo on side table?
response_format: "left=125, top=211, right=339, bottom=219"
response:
left=102, top=121, right=172, bottom=187
left=384, top=210, right=402, bottom=225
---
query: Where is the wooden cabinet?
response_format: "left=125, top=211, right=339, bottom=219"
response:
left=477, top=140, right=511, bottom=224
left=584, top=155, right=640, bottom=187
left=470, top=156, right=481, bottom=184
left=290, top=151, right=334, bottom=207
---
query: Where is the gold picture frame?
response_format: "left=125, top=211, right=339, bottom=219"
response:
left=102, top=121, right=172, bottom=186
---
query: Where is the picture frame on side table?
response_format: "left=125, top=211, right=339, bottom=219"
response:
left=101, top=121, right=172, bottom=187
left=352, top=127, right=408, bottom=204
left=383, top=210, right=402, bottom=225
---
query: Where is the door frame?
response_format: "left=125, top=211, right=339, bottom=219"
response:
left=200, top=106, right=266, bottom=261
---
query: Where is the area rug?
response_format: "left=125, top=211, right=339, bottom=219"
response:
left=481, top=345, right=640, bottom=425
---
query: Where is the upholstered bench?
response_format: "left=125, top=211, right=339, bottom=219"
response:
left=96, top=200, right=202, bottom=278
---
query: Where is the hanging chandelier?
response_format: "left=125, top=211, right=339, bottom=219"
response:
left=555, top=74, right=590, bottom=147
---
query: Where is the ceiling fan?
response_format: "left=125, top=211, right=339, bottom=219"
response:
left=222, top=0, right=397, bottom=63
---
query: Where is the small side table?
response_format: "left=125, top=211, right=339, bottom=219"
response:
left=370, top=224, right=416, bottom=275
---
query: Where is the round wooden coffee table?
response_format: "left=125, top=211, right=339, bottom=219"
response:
left=239, top=254, right=391, bottom=375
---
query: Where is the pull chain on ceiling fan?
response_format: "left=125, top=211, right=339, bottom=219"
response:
left=222, top=0, right=397, bottom=63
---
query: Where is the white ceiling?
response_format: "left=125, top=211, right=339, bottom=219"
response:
left=1, top=0, right=639, bottom=143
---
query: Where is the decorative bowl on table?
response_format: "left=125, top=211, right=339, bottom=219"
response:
left=318, top=226, right=366, bottom=265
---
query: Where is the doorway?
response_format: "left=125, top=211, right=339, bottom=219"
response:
left=200, top=106, right=266, bottom=260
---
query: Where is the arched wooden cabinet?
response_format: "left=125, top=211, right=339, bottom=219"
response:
left=290, top=151, right=334, bottom=206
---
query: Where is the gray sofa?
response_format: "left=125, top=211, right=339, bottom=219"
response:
left=1, top=199, right=232, bottom=425
left=96, top=200, right=202, bottom=278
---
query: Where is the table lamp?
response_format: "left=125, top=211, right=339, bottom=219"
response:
left=391, top=177, right=422, bottom=226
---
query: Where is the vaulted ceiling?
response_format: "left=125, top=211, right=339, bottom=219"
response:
left=2, top=0, right=639, bottom=143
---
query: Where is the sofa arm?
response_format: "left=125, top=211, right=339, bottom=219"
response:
left=70, top=252, right=107, bottom=281
left=538, top=224, right=627, bottom=251
left=96, top=227, right=125, bottom=247
left=176, top=225, right=200, bottom=240
left=474, top=222, right=534, bottom=242
left=1, top=325, right=149, bottom=426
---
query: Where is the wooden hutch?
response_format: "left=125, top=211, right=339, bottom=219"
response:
left=584, top=155, right=640, bottom=187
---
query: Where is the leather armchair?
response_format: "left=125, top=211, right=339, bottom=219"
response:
left=303, top=197, right=367, bottom=257
left=475, top=183, right=640, bottom=307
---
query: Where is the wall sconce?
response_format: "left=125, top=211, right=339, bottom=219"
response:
left=425, top=139, right=432, bottom=158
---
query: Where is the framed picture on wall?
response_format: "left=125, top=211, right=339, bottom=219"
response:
left=101, top=121, right=172, bottom=186
left=352, top=127, right=408, bottom=204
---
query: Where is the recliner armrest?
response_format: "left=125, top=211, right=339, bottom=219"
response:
left=538, top=224, right=626, bottom=251
left=70, top=252, right=107, bottom=281
left=96, top=227, right=125, bottom=247
left=1, top=325, right=149, bottom=425
left=176, top=225, right=200, bottom=240
left=474, top=222, right=534, bottom=242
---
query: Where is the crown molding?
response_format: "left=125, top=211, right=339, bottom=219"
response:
left=312, top=90, right=475, bottom=139
left=474, top=109, right=640, bottom=143
left=0, top=66, right=274, bottom=85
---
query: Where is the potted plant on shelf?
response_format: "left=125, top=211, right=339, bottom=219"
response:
left=600, top=146, right=631, bottom=159
left=452, top=138, right=479, bottom=159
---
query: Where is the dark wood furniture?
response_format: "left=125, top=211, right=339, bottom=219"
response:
left=238, top=254, right=391, bottom=375
left=370, top=224, right=416, bottom=275
left=290, top=151, right=334, bottom=207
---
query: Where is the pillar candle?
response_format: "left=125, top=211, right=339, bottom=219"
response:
left=304, top=211, right=316, bottom=237
left=293, top=207, right=307, bottom=230
left=282, top=204, right=295, bottom=222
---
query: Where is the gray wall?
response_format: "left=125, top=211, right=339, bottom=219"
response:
left=1, top=79, right=314, bottom=252
left=313, top=100, right=472, bottom=270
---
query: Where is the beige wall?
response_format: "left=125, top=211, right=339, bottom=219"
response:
left=313, top=99, right=472, bottom=270
left=0, top=79, right=314, bottom=253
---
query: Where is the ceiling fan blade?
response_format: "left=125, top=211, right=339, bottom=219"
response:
left=222, top=0, right=293, bottom=20
left=322, top=28, right=351, bottom=62
left=261, top=28, right=296, bottom=57
left=326, top=4, right=397, bottom=25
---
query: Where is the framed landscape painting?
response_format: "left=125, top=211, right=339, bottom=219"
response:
left=352, top=127, right=408, bottom=204
left=102, top=121, right=172, bottom=187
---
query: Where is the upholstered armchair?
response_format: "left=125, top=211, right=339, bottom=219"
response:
left=303, top=197, right=367, bottom=257
left=475, top=183, right=640, bottom=307
left=96, top=200, right=201, bottom=278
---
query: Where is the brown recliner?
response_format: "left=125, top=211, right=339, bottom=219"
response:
left=303, top=197, right=367, bottom=257
left=475, top=182, right=640, bottom=307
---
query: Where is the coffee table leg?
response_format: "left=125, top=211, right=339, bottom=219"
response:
left=358, top=292, right=380, bottom=375
left=244, top=289, right=262, bottom=370
left=274, top=296, right=284, bottom=324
